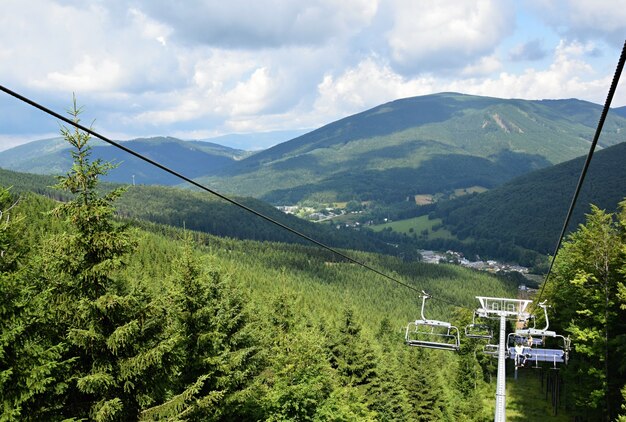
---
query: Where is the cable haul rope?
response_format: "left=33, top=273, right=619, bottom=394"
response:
left=533, top=39, right=626, bottom=311
left=0, top=83, right=468, bottom=307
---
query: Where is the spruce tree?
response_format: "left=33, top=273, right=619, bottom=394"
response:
left=34, top=99, right=178, bottom=420
left=141, top=234, right=259, bottom=421
left=546, top=204, right=626, bottom=419
left=0, top=188, right=70, bottom=420
left=400, top=347, right=448, bottom=421
left=256, top=293, right=335, bottom=421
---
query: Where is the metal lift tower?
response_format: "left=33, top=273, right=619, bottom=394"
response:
left=475, top=297, right=532, bottom=422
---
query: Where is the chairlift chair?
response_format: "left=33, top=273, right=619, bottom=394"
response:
left=465, top=311, right=493, bottom=339
left=405, top=292, right=460, bottom=351
left=509, top=301, right=571, bottom=368
left=483, top=342, right=499, bottom=358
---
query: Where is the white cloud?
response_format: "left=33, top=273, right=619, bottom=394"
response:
left=461, top=55, right=503, bottom=76
left=448, top=41, right=616, bottom=103
left=128, top=8, right=172, bottom=46
left=313, top=57, right=435, bottom=117
left=385, top=0, right=515, bottom=73
left=0, top=0, right=185, bottom=95
left=509, top=40, right=548, bottom=62
left=1, top=0, right=625, bottom=147
left=312, top=41, right=621, bottom=123
left=34, top=56, right=123, bottom=92
left=222, top=67, right=277, bottom=115
left=530, top=0, right=626, bottom=46
left=137, top=0, right=378, bottom=48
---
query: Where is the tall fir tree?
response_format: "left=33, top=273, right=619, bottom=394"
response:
left=33, top=99, right=178, bottom=420
left=141, top=234, right=260, bottom=421
left=546, top=204, right=626, bottom=420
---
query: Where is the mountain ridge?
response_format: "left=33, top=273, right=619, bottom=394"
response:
left=199, top=93, right=626, bottom=201
left=0, top=136, right=247, bottom=185
left=3, top=93, right=626, bottom=204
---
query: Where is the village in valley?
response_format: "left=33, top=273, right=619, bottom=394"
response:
left=276, top=204, right=532, bottom=279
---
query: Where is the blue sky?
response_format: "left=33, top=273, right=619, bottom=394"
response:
left=1, top=0, right=625, bottom=151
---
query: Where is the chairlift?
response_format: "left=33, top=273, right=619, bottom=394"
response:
left=483, top=342, right=499, bottom=358
left=508, top=301, right=571, bottom=368
left=465, top=311, right=493, bottom=339
left=405, top=291, right=460, bottom=351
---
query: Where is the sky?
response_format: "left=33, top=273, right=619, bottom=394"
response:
left=1, top=0, right=626, bottom=151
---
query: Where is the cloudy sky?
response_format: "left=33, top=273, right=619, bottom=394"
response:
left=1, top=0, right=626, bottom=151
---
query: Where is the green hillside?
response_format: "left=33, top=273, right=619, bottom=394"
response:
left=0, top=136, right=248, bottom=185
left=426, top=140, right=626, bottom=260
left=2, top=153, right=569, bottom=421
left=200, top=93, right=626, bottom=202
left=5, top=115, right=619, bottom=420
left=0, top=168, right=413, bottom=259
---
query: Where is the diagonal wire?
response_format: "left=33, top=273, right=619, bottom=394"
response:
left=1, top=84, right=468, bottom=305
left=532, top=39, right=626, bottom=312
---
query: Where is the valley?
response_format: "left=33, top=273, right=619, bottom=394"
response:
left=2, top=91, right=626, bottom=420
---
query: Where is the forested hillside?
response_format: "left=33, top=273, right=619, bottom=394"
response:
left=5, top=100, right=626, bottom=421
left=200, top=93, right=626, bottom=203
left=0, top=136, right=248, bottom=185
left=0, top=109, right=524, bottom=420
left=428, top=141, right=626, bottom=259
left=0, top=168, right=419, bottom=260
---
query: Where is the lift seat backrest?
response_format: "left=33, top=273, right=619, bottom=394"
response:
left=406, top=339, right=460, bottom=351
left=508, top=347, right=565, bottom=363
left=405, top=320, right=460, bottom=351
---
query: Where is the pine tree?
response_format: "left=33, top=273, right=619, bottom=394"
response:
left=546, top=204, right=626, bottom=420
left=31, top=99, right=178, bottom=420
left=141, top=234, right=260, bottom=421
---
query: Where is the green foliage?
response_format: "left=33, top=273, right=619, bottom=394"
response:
left=545, top=202, right=626, bottom=420
left=431, top=141, right=626, bottom=264
left=143, top=235, right=260, bottom=421
left=4, top=98, right=575, bottom=420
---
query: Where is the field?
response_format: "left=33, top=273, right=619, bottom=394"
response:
left=370, top=215, right=456, bottom=240
left=503, top=365, right=572, bottom=421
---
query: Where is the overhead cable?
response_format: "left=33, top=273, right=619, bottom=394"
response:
left=0, top=84, right=470, bottom=306
left=533, top=39, right=626, bottom=310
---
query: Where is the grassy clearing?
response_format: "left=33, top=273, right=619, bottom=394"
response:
left=370, top=215, right=456, bottom=240
left=454, top=186, right=488, bottom=196
left=482, top=364, right=573, bottom=421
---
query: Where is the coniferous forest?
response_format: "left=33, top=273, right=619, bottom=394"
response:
left=2, top=105, right=626, bottom=421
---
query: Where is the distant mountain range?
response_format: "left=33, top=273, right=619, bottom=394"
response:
left=197, top=129, right=310, bottom=150
left=2, top=93, right=626, bottom=205
left=200, top=93, right=626, bottom=203
left=0, top=136, right=249, bottom=185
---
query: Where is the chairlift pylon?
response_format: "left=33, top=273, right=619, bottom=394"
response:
left=405, top=291, right=460, bottom=351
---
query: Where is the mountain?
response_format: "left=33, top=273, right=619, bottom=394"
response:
left=0, top=167, right=414, bottom=259
left=199, top=93, right=626, bottom=203
left=428, top=140, right=626, bottom=260
left=613, top=105, right=626, bottom=118
left=196, top=129, right=310, bottom=150
left=4, top=93, right=625, bottom=208
left=0, top=136, right=247, bottom=185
